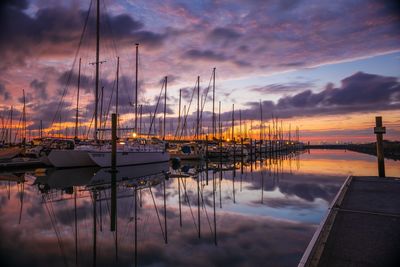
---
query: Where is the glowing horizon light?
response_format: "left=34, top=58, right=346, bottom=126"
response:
left=132, top=133, right=137, bottom=138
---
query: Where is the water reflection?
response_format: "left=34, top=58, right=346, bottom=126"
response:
left=0, top=150, right=398, bottom=267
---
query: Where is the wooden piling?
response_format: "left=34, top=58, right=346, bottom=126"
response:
left=374, top=116, right=385, bottom=177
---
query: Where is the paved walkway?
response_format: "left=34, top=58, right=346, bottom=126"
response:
left=300, top=176, right=400, bottom=267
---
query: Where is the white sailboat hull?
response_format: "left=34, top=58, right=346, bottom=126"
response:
left=89, top=151, right=170, bottom=167
left=48, top=149, right=97, bottom=168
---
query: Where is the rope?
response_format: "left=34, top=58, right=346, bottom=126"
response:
left=50, top=0, right=93, bottom=131
left=178, top=79, right=198, bottom=139
left=199, top=71, right=213, bottom=132
left=147, top=80, right=165, bottom=137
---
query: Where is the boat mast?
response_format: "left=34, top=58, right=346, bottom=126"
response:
left=183, top=105, right=186, bottom=139
left=176, top=89, right=181, bottom=140
left=139, top=104, right=142, bottom=136
left=163, top=76, right=167, bottom=140
left=239, top=109, right=242, bottom=138
left=22, top=89, right=26, bottom=145
left=231, top=104, right=234, bottom=141
left=116, top=57, right=120, bottom=137
left=134, top=43, right=139, bottom=134
left=196, top=76, right=200, bottom=140
left=9, top=106, right=13, bottom=145
left=212, top=68, right=216, bottom=139
left=99, top=86, right=104, bottom=138
left=75, top=58, right=81, bottom=139
left=94, top=0, right=100, bottom=142
left=259, top=100, right=262, bottom=143
left=218, top=101, right=221, bottom=140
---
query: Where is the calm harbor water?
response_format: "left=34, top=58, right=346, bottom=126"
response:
left=0, top=149, right=399, bottom=267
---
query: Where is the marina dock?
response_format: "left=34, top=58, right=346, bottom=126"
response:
left=299, top=175, right=400, bottom=267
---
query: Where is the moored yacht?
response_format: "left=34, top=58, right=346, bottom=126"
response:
left=88, top=138, right=169, bottom=167
left=168, top=142, right=205, bottom=160
left=47, top=144, right=98, bottom=168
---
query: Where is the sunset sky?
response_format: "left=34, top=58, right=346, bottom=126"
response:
left=0, top=0, right=399, bottom=143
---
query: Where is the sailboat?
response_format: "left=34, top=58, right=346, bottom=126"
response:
left=48, top=0, right=169, bottom=168
left=86, top=42, right=170, bottom=168
left=47, top=0, right=104, bottom=168
left=88, top=139, right=169, bottom=167
left=47, top=143, right=98, bottom=168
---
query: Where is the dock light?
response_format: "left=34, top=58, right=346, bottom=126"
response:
left=119, top=141, right=125, bottom=145
left=132, top=132, right=137, bottom=138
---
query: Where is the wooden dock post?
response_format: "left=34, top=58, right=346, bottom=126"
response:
left=374, top=116, right=385, bottom=177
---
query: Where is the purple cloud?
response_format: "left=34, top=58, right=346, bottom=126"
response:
left=250, top=81, right=315, bottom=94
left=0, top=83, right=11, bottom=101
left=239, top=72, right=400, bottom=120
left=184, top=49, right=228, bottom=62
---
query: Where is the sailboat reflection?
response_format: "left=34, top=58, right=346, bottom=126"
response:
left=26, top=150, right=308, bottom=267
left=33, top=167, right=98, bottom=194
left=0, top=173, right=26, bottom=224
left=32, top=162, right=170, bottom=267
left=90, top=162, right=169, bottom=187
left=32, top=162, right=169, bottom=193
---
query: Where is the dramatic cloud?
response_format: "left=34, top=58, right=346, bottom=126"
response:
left=0, top=0, right=167, bottom=70
left=184, top=49, right=228, bottom=62
left=1, top=0, right=400, bottom=73
left=57, top=70, right=112, bottom=94
left=250, top=81, right=315, bottom=94
left=0, top=83, right=11, bottom=101
left=30, top=79, right=48, bottom=100
left=1, top=0, right=400, bottom=140
left=241, top=72, right=400, bottom=120
left=276, top=72, right=399, bottom=107
left=27, top=100, right=75, bottom=130
left=209, top=27, right=242, bottom=41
